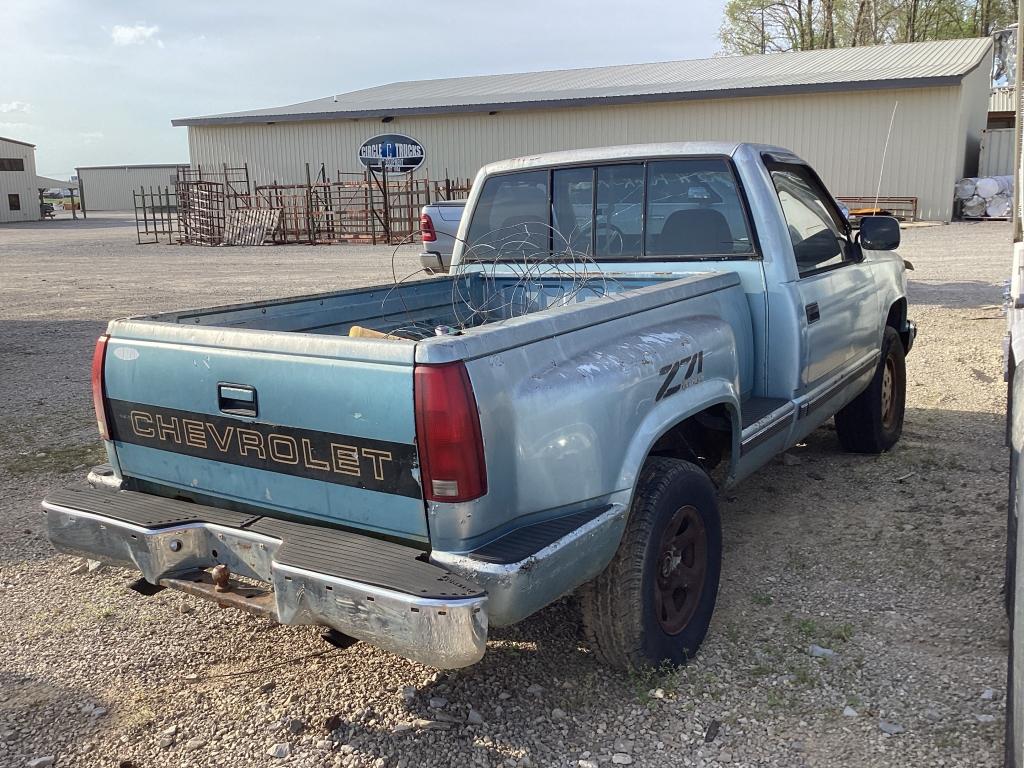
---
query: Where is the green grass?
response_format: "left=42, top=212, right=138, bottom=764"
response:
left=629, top=661, right=683, bottom=703
left=788, top=664, right=817, bottom=687
left=935, top=730, right=962, bottom=749
left=784, top=548, right=811, bottom=572
left=828, top=622, right=855, bottom=643
left=796, top=618, right=818, bottom=638
left=85, top=603, right=117, bottom=621
left=786, top=614, right=856, bottom=645
left=4, top=442, right=106, bottom=475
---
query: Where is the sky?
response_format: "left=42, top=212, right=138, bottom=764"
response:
left=1, top=0, right=729, bottom=178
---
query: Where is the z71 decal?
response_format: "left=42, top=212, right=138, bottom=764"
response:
left=106, top=399, right=421, bottom=498
left=656, top=351, right=705, bottom=402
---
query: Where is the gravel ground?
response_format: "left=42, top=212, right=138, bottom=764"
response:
left=0, top=214, right=1011, bottom=767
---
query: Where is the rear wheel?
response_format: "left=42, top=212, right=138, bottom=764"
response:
left=835, top=326, right=906, bottom=453
left=580, top=457, right=722, bottom=670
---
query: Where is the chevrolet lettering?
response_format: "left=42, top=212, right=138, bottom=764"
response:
left=107, top=400, right=419, bottom=497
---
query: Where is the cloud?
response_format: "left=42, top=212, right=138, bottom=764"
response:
left=78, top=131, right=104, bottom=144
left=111, top=24, right=160, bottom=47
left=0, top=101, right=32, bottom=114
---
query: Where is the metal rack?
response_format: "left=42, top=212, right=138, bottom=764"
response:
left=132, top=186, right=179, bottom=244
left=135, top=161, right=471, bottom=246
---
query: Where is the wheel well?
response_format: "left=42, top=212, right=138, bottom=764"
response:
left=886, top=298, right=907, bottom=331
left=648, top=404, right=735, bottom=479
left=886, top=298, right=910, bottom=351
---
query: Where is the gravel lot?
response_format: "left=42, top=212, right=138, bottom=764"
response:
left=0, top=214, right=1011, bottom=767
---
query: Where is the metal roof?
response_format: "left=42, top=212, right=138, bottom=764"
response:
left=76, top=163, right=188, bottom=171
left=0, top=136, right=36, bottom=148
left=36, top=175, right=77, bottom=189
left=479, top=141, right=748, bottom=175
left=173, top=38, right=992, bottom=128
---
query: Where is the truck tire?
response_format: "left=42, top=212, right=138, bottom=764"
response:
left=580, top=457, right=722, bottom=670
left=835, top=326, right=906, bottom=454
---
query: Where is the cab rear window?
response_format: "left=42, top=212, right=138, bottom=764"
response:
left=464, top=171, right=549, bottom=259
left=463, top=158, right=756, bottom=261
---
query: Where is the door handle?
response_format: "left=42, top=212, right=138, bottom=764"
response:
left=218, top=383, right=258, bottom=417
left=805, top=302, right=821, bottom=324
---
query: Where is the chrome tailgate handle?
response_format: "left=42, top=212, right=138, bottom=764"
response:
left=218, top=383, right=258, bottom=417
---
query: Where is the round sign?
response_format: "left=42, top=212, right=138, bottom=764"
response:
left=357, top=133, right=425, bottom=174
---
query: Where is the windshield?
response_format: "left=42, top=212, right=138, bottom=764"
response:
left=463, top=157, right=756, bottom=262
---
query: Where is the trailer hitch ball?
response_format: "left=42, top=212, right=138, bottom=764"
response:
left=211, top=563, right=231, bottom=592
left=169, top=539, right=182, bottom=552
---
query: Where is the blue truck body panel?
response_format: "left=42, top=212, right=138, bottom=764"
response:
left=101, top=334, right=426, bottom=540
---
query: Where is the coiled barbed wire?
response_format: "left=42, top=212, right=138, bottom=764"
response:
left=449, top=221, right=625, bottom=329
left=380, top=221, right=628, bottom=340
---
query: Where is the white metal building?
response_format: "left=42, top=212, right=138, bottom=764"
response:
left=174, top=38, right=994, bottom=222
left=0, top=136, right=39, bottom=223
left=77, top=164, right=188, bottom=212
left=980, top=127, right=1016, bottom=175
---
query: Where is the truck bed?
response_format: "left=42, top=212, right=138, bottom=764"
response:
left=139, top=271, right=683, bottom=339
left=99, top=268, right=751, bottom=544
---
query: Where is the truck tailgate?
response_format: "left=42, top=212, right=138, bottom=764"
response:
left=101, top=326, right=426, bottom=542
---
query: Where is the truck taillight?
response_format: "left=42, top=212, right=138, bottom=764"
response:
left=420, top=213, right=437, bottom=243
left=414, top=362, right=486, bottom=502
left=91, top=334, right=111, bottom=440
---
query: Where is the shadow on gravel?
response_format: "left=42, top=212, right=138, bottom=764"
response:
left=0, top=216, right=135, bottom=232
left=0, top=669, right=104, bottom=766
left=0, top=320, right=105, bottom=413
left=907, top=280, right=1003, bottom=309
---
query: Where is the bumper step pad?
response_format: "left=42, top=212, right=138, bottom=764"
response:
left=45, top=485, right=259, bottom=528
left=44, top=486, right=482, bottom=600
left=467, top=505, right=611, bottom=564
left=248, top=517, right=482, bottom=599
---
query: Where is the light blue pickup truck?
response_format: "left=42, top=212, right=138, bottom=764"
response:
left=44, top=142, right=914, bottom=670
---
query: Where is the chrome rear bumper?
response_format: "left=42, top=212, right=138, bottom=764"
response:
left=419, top=251, right=447, bottom=273
left=43, top=499, right=487, bottom=669
left=902, top=319, right=917, bottom=355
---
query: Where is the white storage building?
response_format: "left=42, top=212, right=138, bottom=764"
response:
left=0, top=136, right=40, bottom=223
left=173, top=38, right=994, bottom=223
left=77, top=163, right=188, bottom=212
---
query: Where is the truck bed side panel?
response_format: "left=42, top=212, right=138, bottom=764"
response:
left=427, top=273, right=751, bottom=552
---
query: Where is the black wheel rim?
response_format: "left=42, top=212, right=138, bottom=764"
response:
left=654, top=505, right=707, bottom=635
left=881, top=355, right=896, bottom=430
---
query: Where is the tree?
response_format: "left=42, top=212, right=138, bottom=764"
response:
left=719, top=0, right=1017, bottom=55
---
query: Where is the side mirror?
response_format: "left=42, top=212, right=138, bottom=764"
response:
left=858, top=215, right=900, bottom=250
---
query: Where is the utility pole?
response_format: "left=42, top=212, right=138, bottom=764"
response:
left=760, top=2, right=766, bottom=54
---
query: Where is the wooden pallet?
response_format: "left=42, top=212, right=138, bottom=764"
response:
left=837, top=195, right=918, bottom=223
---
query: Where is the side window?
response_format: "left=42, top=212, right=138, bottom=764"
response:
left=551, top=167, right=594, bottom=255
left=768, top=165, right=850, bottom=276
left=7, top=193, right=20, bottom=211
left=646, top=158, right=754, bottom=257
left=596, top=164, right=643, bottom=258
left=465, top=170, right=549, bottom=258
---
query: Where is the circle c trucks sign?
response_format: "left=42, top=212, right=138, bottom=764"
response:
left=357, top=134, right=425, bottom=174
